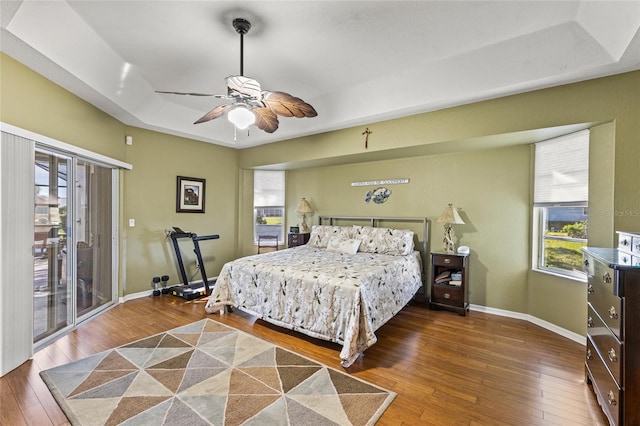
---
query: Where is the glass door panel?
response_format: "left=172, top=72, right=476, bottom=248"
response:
left=34, top=151, right=72, bottom=342
left=76, top=160, right=113, bottom=317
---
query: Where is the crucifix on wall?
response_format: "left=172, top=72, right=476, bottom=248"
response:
left=362, top=127, right=372, bottom=149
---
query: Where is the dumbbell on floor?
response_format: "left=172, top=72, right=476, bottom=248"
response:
left=151, top=276, right=161, bottom=296
left=161, top=275, right=170, bottom=294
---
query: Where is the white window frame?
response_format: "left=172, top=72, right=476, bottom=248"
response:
left=253, top=170, right=285, bottom=244
left=532, top=130, right=589, bottom=280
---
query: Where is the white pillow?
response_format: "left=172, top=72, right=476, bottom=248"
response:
left=352, top=225, right=415, bottom=255
left=308, top=225, right=352, bottom=248
left=326, top=236, right=361, bottom=254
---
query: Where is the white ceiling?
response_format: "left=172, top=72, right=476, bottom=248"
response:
left=2, top=1, right=640, bottom=149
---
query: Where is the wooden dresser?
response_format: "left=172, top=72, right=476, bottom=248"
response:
left=581, top=231, right=640, bottom=426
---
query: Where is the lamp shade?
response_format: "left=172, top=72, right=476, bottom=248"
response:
left=437, top=204, right=465, bottom=224
left=296, top=198, right=314, bottom=215
left=227, top=105, right=256, bottom=130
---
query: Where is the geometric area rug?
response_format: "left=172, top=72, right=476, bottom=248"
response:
left=40, top=319, right=395, bottom=425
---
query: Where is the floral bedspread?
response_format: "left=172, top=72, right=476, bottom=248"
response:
left=205, top=245, right=422, bottom=366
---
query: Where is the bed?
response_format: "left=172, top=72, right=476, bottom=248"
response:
left=205, top=216, right=428, bottom=366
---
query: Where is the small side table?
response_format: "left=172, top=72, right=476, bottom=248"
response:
left=288, top=232, right=310, bottom=248
left=429, top=252, right=469, bottom=316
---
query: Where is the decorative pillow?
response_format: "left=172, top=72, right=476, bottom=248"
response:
left=352, top=225, right=415, bottom=255
left=308, top=225, right=353, bottom=248
left=326, top=237, right=361, bottom=254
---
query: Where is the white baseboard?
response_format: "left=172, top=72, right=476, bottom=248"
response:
left=118, top=290, right=583, bottom=345
left=469, top=304, right=585, bottom=345
left=119, top=277, right=218, bottom=304
left=120, top=289, right=154, bottom=303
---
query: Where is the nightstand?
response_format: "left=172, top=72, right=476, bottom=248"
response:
left=288, top=232, right=310, bottom=248
left=429, top=252, right=469, bottom=316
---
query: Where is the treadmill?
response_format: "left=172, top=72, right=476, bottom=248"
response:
left=168, top=227, right=219, bottom=300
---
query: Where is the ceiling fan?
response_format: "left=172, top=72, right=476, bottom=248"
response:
left=156, top=18, right=317, bottom=134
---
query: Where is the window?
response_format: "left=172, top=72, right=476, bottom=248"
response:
left=533, top=130, right=589, bottom=279
left=253, top=170, right=285, bottom=243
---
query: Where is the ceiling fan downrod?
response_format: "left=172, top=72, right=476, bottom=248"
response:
left=233, top=18, right=251, bottom=76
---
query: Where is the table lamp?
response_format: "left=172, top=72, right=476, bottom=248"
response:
left=296, top=198, right=314, bottom=233
left=437, top=203, right=465, bottom=254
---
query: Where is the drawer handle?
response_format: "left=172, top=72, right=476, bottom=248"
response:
left=608, top=306, right=618, bottom=320
left=444, top=293, right=451, bottom=299
left=607, top=390, right=617, bottom=406
left=602, top=272, right=612, bottom=284
left=621, top=238, right=630, bottom=247
left=444, top=258, right=451, bottom=264
left=583, top=258, right=589, bottom=267
left=635, top=242, right=640, bottom=251
left=587, top=317, right=594, bottom=328
left=587, top=285, right=594, bottom=295
left=586, top=348, right=593, bottom=360
left=608, top=348, right=618, bottom=363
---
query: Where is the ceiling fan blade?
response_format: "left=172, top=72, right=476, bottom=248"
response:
left=156, top=90, right=227, bottom=98
left=194, top=104, right=232, bottom=124
left=226, top=76, right=262, bottom=98
left=253, top=107, right=279, bottom=133
left=262, top=91, right=318, bottom=118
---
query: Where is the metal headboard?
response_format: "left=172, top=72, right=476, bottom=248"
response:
left=317, top=216, right=430, bottom=285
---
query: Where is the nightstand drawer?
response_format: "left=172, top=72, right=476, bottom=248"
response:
left=288, top=232, right=310, bottom=247
left=432, top=285, right=463, bottom=306
left=432, top=254, right=464, bottom=268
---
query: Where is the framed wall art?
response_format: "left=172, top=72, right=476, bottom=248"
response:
left=176, top=176, right=206, bottom=213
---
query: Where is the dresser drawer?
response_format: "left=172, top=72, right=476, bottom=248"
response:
left=618, top=252, right=640, bottom=267
left=432, top=285, right=463, bottom=306
left=586, top=258, right=622, bottom=339
left=432, top=254, right=464, bottom=268
left=617, top=231, right=640, bottom=255
left=618, top=233, right=633, bottom=252
left=586, top=338, right=620, bottom=426
left=587, top=304, right=622, bottom=385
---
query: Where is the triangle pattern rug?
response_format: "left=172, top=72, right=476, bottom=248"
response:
left=40, top=318, right=395, bottom=425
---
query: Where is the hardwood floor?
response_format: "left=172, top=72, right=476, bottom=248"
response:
left=1, top=296, right=608, bottom=425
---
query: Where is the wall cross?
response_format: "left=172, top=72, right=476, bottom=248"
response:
left=362, top=127, right=373, bottom=149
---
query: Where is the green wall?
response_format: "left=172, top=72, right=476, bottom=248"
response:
left=239, top=71, right=640, bottom=336
left=3, top=50, right=639, bottom=337
left=1, top=53, right=239, bottom=296
left=286, top=146, right=532, bottom=312
left=120, top=126, right=239, bottom=294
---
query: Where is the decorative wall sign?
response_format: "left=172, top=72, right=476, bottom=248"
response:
left=352, top=178, right=409, bottom=187
left=176, top=176, right=206, bottom=213
left=365, top=187, right=392, bottom=204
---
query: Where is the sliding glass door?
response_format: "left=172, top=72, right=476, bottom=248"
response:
left=34, top=150, right=72, bottom=341
left=75, top=159, right=114, bottom=318
left=34, top=149, right=116, bottom=344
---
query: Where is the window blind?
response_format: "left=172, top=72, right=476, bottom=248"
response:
left=254, top=170, right=285, bottom=207
left=534, top=130, right=589, bottom=206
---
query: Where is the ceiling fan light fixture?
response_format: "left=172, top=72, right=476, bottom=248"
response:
left=227, top=104, right=255, bottom=130
left=156, top=17, right=316, bottom=136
